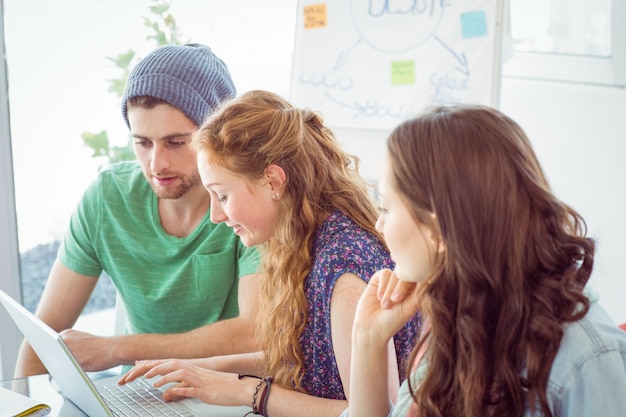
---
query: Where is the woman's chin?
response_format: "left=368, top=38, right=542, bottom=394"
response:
left=394, top=268, right=419, bottom=283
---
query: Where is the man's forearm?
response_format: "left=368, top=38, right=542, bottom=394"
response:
left=115, top=315, right=261, bottom=364
left=14, top=342, right=47, bottom=378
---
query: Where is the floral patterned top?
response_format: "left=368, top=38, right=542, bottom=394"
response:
left=300, top=210, right=421, bottom=399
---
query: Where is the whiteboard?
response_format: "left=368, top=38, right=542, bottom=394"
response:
left=290, top=0, right=504, bottom=131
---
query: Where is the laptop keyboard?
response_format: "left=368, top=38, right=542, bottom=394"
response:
left=98, top=378, right=195, bottom=416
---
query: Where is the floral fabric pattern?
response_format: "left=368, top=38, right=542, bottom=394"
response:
left=300, top=210, right=421, bottom=399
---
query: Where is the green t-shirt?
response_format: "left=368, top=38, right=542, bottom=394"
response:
left=59, top=161, right=260, bottom=335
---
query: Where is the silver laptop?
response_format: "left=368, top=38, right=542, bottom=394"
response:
left=0, top=289, right=251, bottom=417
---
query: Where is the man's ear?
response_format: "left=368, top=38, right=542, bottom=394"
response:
left=265, top=164, right=287, bottom=196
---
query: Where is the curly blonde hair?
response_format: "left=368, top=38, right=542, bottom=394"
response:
left=191, top=90, right=381, bottom=390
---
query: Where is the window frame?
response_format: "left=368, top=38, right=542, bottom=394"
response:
left=0, top=0, right=23, bottom=380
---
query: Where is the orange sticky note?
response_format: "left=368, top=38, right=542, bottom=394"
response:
left=304, top=4, right=327, bottom=29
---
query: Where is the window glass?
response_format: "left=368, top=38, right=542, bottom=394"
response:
left=4, top=0, right=295, bottom=332
left=504, top=0, right=624, bottom=86
left=510, top=0, right=611, bottom=57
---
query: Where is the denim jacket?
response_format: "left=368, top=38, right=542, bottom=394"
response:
left=341, top=300, right=626, bottom=417
left=539, top=301, right=626, bottom=416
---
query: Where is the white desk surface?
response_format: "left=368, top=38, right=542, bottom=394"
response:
left=1, top=373, right=88, bottom=416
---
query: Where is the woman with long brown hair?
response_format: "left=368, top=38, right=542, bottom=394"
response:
left=344, top=104, right=626, bottom=417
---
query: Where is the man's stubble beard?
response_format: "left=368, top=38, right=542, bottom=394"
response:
left=150, top=170, right=202, bottom=200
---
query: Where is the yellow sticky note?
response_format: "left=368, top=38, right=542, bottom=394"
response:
left=391, top=60, right=415, bottom=85
left=303, top=4, right=327, bottom=29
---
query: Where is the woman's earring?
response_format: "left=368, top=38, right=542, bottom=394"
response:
left=273, top=193, right=280, bottom=200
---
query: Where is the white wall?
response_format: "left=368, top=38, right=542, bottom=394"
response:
left=500, top=78, right=626, bottom=324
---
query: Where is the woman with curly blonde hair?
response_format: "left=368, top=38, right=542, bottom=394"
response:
left=121, top=90, right=420, bottom=416
left=343, top=104, right=626, bottom=417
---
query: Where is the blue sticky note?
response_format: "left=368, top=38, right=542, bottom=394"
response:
left=461, top=10, right=488, bottom=38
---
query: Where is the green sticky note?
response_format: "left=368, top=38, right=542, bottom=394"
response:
left=391, top=60, right=415, bottom=86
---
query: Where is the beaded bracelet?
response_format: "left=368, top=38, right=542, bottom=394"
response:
left=238, top=374, right=273, bottom=417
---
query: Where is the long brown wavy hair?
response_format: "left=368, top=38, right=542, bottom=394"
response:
left=387, top=105, right=594, bottom=417
left=191, top=90, right=381, bottom=390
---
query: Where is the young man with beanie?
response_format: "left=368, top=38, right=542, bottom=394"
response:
left=15, top=43, right=261, bottom=377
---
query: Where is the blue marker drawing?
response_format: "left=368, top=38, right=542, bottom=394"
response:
left=461, top=10, right=487, bottom=38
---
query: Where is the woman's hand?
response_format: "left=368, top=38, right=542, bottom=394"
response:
left=118, top=357, right=216, bottom=385
left=120, top=359, right=244, bottom=404
left=347, top=269, right=421, bottom=417
left=353, top=269, right=420, bottom=342
left=147, top=360, right=243, bottom=404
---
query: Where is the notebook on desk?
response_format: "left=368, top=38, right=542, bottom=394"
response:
left=0, top=289, right=251, bottom=417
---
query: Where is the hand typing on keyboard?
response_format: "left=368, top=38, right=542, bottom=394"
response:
left=100, top=377, right=194, bottom=417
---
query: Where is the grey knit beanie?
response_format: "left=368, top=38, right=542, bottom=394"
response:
left=121, top=43, right=236, bottom=128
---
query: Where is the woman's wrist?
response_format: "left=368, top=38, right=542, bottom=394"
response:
left=238, top=374, right=273, bottom=416
left=352, top=320, right=394, bottom=350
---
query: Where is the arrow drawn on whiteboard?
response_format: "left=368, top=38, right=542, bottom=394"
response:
left=324, top=91, right=414, bottom=119
left=433, top=35, right=469, bottom=76
left=333, top=38, right=363, bottom=71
